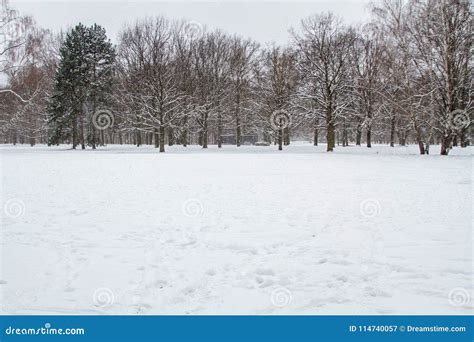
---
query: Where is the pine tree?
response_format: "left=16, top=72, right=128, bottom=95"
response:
left=48, top=23, right=115, bottom=148
left=85, top=24, right=115, bottom=148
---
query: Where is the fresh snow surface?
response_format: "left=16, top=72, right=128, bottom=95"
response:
left=0, top=143, right=472, bottom=315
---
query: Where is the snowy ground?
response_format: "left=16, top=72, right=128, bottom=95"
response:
left=0, top=143, right=472, bottom=315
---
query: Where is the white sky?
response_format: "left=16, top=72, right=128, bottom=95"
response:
left=12, top=0, right=372, bottom=44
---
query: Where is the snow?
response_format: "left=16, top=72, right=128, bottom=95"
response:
left=0, top=143, right=472, bottom=315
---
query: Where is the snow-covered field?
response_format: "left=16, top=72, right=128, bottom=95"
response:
left=0, top=143, right=472, bottom=315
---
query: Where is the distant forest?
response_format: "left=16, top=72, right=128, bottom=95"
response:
left=0, top=0, right=472, bottom=154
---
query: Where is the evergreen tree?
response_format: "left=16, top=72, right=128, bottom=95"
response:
left=48, top=23, right=115, bottom=148
left=85, top=24, right=115, bottom=148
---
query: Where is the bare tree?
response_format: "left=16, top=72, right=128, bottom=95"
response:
left=117, top=17, right=185, bottom=152
left=192, top=30, right=231, bottom=148
left=229, top=36, right=259, bottom=146
left=293, top=13, right=355, bottom=151
left=253, top=46, right=298, bottom=150
left=372, top=0, right=472, bottom=154
left=350, top=25, right=384, bottom=148
left=1, top=1, right=56, bottom=144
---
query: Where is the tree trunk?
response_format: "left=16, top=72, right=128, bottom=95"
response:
left=440, top=135, right=450, bottom=155
left=356, top=122, right=362, bottom=146
left=390, top=117, right=395, bottom=147
left=278, top=128, right=283, bottom=151
left=202, top=116, right=208, bottom=149
left=313, top=125, right=318, bottom=146
left=168, top=128, right=174, bottom=146
left=327, top=121, right=335, bottom=152
left=154, top=128, right=159, bottom=148
left=366, top=126, right=372, bottom=148
left=72, top=117, right=78, bottom=149
left=416, top=135, right=425, bottom=155
left=217, top=112, right=222, bottom=148
left=236, top=94, right=241, bottom=147
left=90, top=101, right=96, bottom=149
left=460, top=129, right=469, bottom=147
left=398, top=131, right=406, bottom=146
left=236, top=116, right=241, bottom=147
left=80, top=115, right=85, bottom=150
left=159, top=125, right=165, bottom=153
left=412, top=120, right=425, bottom=154
left=136, top=130, right=141, bottom=147
left=342, top=127, right=348, bottom=147
left=182, top=116, right=188, bottom=147
left=91, top=126, right=96, bottom=149
left=283, top=127, right=290, bottom=145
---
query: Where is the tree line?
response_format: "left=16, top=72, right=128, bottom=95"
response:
left=0, top=0, right=472, bottom=154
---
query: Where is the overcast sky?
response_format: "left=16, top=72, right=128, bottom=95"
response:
left=13, top=0, right=371, bottom=44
